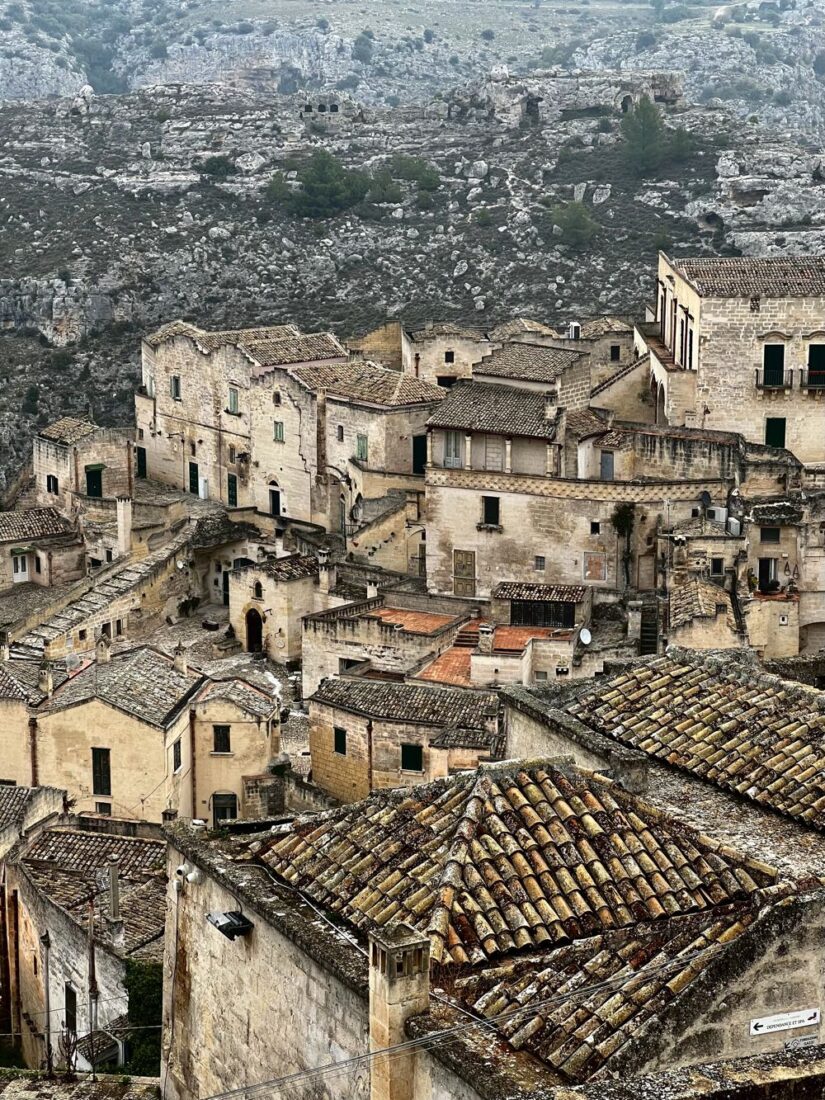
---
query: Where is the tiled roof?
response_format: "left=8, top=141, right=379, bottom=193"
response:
left=23, top=828, right=164, bottom=879
left=565, top=649, right=825, bottom=829
left=493, top=582, right=587, bottom=602
left=41, top=646, right=201, bottom=729
left=243, top=331, right=346, bottom=367
left=310, top=678, right=498, bottom=731
left=144, top=320, right=300, bottom=351
left=0, top=508, right=73, bottom=543
left=196, top=677, right=276, bottom=719
left=0, top=665, right=30, bottom=702
left=490, top=319, right=561, bottom=340
left=260, top=554, right=320, bottom=581
left=474, top=343, right=584, bottom=384
left=37, top=417, right=97, bottom=445
left=415, top=646, right=472, bottom=687
left=672, top=256, right=825, bottom=298
left=454, top=896, right=789, bottom=1083
left=580, top=316, right=633, bottom=338
left=411, top=322, right=487, bottom=341
left=427, top=381, right=556, bottom=439
left=259, top=761, right=769, bottom=966
left=669, top=577, right=736, bottom=632
left=367, top=606, right=458, bottom=634
left=0, top=786, right=39, bottom=830
left=564, top=407, right=611, bottom=437
left=291, top=362, right=444, bottom=406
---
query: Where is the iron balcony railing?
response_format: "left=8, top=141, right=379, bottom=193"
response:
left=800, top=369, right=825, bottom=390
left=755, top=368, right=793, bottom=390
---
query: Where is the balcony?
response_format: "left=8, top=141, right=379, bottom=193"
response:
left=800, top=370, right=825, bottom=392
left=755, top=368, right=793, bottom=391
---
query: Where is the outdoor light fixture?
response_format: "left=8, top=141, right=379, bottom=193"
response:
left=206, top=911, right=254, bottom=940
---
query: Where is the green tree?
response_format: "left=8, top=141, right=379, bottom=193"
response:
left=611, top=503, right=635, bottom=587
left=22, top=386, right=39, bottom=415
left=367, top=169, right=403, bottom=204
left=271, top=150, right=369, bottom=218
left=667, top=126, right=694, bottom=163
left=122, top=961, right=162, bottom=1076
left=551, top=201, right=598, bottom=249
left=352, top=33, right=373, bottom=63
left=201, top=154, right=236, bottom=178
left=620, top=94, right=664, bottom=175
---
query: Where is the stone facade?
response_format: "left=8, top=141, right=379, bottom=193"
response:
left=33, top=423, right=134, bottom=513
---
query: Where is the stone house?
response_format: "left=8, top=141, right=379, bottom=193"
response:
left=6, top=825, right=165, bottom=1070
left=0, top=642, right=278, bottom=826
left=301, top=590, right=475, bottom=697
left=32, top=418, right=134, bottom=513
left=229, top=553, right=322, bottom=659
left=640, top=253, right=825, bottom=464
left=406, top=322, right=492, bottom=387
left=307, top=677, right=502, bottom=801
left=161, top=752, right=823, bottom=1100
left=0, top=509, right=85, bottom=590
left=472, top=342, right=591, bottom=406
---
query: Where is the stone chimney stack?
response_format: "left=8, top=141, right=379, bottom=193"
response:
left=544, top=390, right=557, bottom=420
left=477, top=623, right=495, bottom=656
left=369, top=924, right=430, bottom=1100
left=366, top=581, right=380, bottom=600
left=38, top=662, right=53, bottom=698
left=626, top=599, right=643, bottom=642
left=116, top=496, right=133, bottom=557
left=672, top=536, right=688, bottom=582
left=1, top=634, right=11, bottom=661
left=173, top=642, right=187, bottom=675
left=317, top=549, right=336, bottom=595
left=96, top=634, right=111, bottom=664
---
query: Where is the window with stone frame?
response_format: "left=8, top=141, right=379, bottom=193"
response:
left=444, top=350, right=455, bottom=364
left=46, top=474, right=59, bottom=494
left=173, top=739, right=182, bottom=773
left=228, top=386, right=239, bottom=414
left=170, top=375, right=181, bottom=400
left=481, top=496, right=500, bottom=527
left=213, top=725, right=231, bottom=754
left=334, top=727, right=347, bottom=755
left=610, top=344, right=621, bottom=362
left=273, top=420, right=285, bottom=442
left=356, top=434, right=368, bottom=461
left=401, top=743, right=423, bottom=772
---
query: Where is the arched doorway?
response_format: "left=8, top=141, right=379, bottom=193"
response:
left=246, top=608, right=263, bottom=653
left=656, top=384, right=666, bottom=426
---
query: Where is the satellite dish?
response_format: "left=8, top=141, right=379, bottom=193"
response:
left=580, top=627, right=592, bottom=645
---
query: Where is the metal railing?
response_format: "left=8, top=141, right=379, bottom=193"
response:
left=800, top=370, right=825, bottom=390
left=755, top=368, right=793, bottom=390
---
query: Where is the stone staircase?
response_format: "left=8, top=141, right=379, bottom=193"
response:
left=454, top=622, right=482, bottom=649
left=639, top=601, right=659, bottom=656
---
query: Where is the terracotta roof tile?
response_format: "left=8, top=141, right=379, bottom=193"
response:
left=494, top=582, right=587, bottom=602
left=490, top=319, right=561, bottom=341
left=427, top=381, right=556, bottom=439
left=258, top=762, right=771, bottom=967
left=0, top=508, right=73, bottom=543
left=37, top=418, right=97, bottom=445
left=310, top=678, right=498, bottom=733
left=475, top=343, right=584, bottom=384
left=415, top=647, right=473, bottom=687
left=566, top=650, right=825, bottom=828
left=669, top=577, right=736, bottom=633
left=672, top=256, right=825, bottom=298
left=368, top=607, right=458, bottom=634
left=291, top=362, right=443, bottom=406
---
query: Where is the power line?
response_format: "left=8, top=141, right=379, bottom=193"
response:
left=200, top=938, right=727, bottom=1100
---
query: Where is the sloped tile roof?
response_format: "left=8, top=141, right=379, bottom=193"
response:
left=260, top=554, right=320, bottom=580
left=411, top=322, right=487, bottom=341
left=310, top=678, right=498, bottom=731
left=243, top=331, right=346, bottom=367
left=259, top=762, right=768, bottom=966
left=672, top=256, right=825, bottom=298
left=0, top=508, right=73, bottom=543
left=23, top=828, right=164, bottom=879
left=580, top=316, right=633, bottom=338
left=474, top=343, right=584, bottom=384
left=669, top=577, right=736, bottom=633
left=454, top=895, right=790, bottom=1082
left=37, top=418, right=97, bottom=445
left=565, top=650, right=825, bottom=829
left=291, top=362, right=444, bottom=406
left=144, top=320, right=300, bottom=351
left=0, top=665, right=31, bottom=702
left=493, top=582, right=587, bottom=602
left=490, top=319, right=561, bottom=341
left=40, top=646, right=201, bottom=729
left=0, top=785, right=39, bottom=829
left=196, top=677, right=276, bottom=719
left=427, top=381, right=556, bottom=439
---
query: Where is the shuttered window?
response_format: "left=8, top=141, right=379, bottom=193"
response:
left=92, top=748, right=111, bottom=796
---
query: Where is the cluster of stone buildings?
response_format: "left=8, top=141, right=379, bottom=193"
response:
left=1, top=251, right=825, bottom=1095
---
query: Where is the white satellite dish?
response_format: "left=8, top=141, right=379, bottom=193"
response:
left=580, top=627, right=592, bottom=645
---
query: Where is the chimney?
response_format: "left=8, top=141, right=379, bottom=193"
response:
left=369, top=924, right=430, bottom=1100
left=626, top=599, right=643, bottom=642
left=116, top=496, right=133, bottom=557
left=672, top=536, right=688, bottom=581
left=38, top=662, right=53, bottom=698
left=0, top=634, right=11, bottom=661
left=173, top=642, right=187, bottom=675
left=96, top=634, right=111, bottom=664
left=366, top=581, right=380, bottom=600
left=544, top=390, right=558, bottom=420
left=317, top=549, right=336, bottom=595
left=478, top=623, right=495, bottom=655
left=108, top=858, right=120, bottom=920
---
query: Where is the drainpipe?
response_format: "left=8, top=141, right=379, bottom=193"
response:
left=189, top=708, right=197, bottom=820
left=28, top=717, right=38, bottom=787
left=11, top=892, right=21, bottom=1051
left=40, top=931, right=52, bottom=1077
left=366, top=719, right=373, bottom=794
left=88, top=897, right=98, bottom=1082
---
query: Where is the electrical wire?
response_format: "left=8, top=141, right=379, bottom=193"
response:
left=200, top=937, right=729, bottom=1100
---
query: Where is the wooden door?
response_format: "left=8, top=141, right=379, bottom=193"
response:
left=453, top=550, right=476, bottom=596
left=188, top=461, right=199, bottom=494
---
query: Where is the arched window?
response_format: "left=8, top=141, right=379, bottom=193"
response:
left=253, top=581, right=263, bottom=599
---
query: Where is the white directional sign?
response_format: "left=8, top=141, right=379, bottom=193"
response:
left=749, top=1008, right=820, bottom=1037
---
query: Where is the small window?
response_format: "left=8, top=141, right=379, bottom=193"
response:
left=590, top=521, right=601, bottom=535
left=534, top=556, right=545, bottom=571
left=334, top=727, right=347, bottom=756
left=170, top=375, right=181, bottom=400
left=190, top=441, right=196, bottom=457
left=444, top=350, right=455, bottom=364
left=253, top=581, right=263, bottom=599
left=273, top=420, right=284, bottom=442
left=95, top=802, right=111, bottom=817
left=760, top=526, right=781, bottom=543
left=401, top=743, right=423, bottom=772
left=337, top=425, right=344, bottom=443
left=78, top=629, right=87, bottom=642
left=138, top=428, right=144, bottom=440
left=444, top=430, right=462, bottom=467
left=356, top=434, right=368, bottom=461
left=115, top=619, right=123, bottom=637
left=765, top=417, right=786, bottom=448
left=213, top=725, right=231, bottom=754
left=173, top=739, right=182, bottom=773
left=273, top=391, right=281, bottom=406
left=710, top=557, right=724, bottom=576
left=91, top=748, right=111, bottom=797
left=101, top=622, right=111, bottom=638
left=228, top=445, right=236, bottom=464
left=535, top=671, right=548, bottom=682
left=482, top=496, right=500, bottom=526
left=34, top=556, right=42, bottom=574
left=228, top=386, right=239, bottom=414
left=437, top=376, right=457, bottom=389
left=64, top=986, right=77, bottom=1035
left=610, top=345, right=621, bottom=362
left=227, top=472, right=238, bottom=507
left=106, top=549, right=113, bottom=563
left=46, top=474, right=59, bottom=495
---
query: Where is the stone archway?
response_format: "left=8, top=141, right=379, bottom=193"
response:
left=245, top=608, right=263, bottom=653
left=656, top=383, right=666, bottom=426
